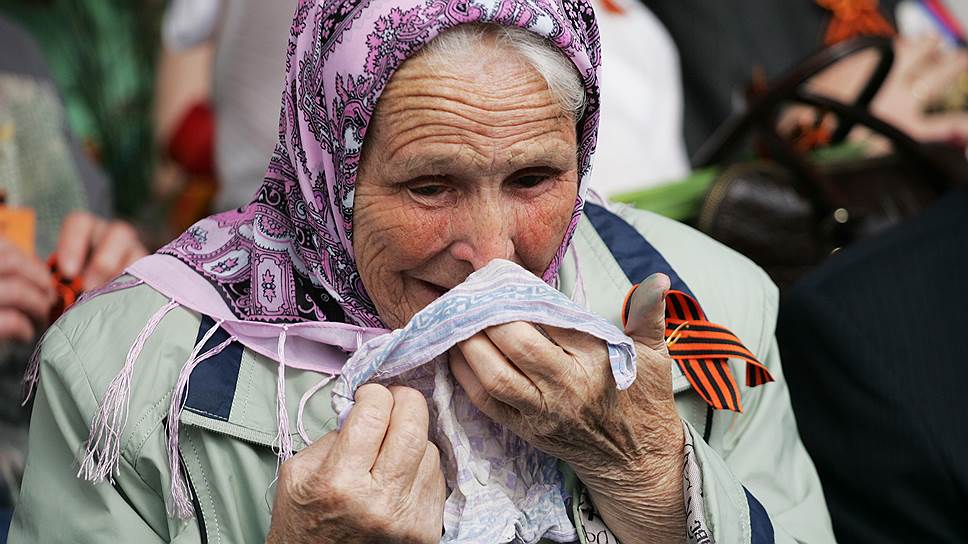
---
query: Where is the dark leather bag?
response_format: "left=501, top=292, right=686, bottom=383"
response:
left=691, top=37, right=967, bottom=288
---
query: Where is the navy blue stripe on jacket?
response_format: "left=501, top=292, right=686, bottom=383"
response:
left=745, top=487, right=775, bottom=543
left=184, top=315, right=244, bottom=421
left=583, top=203, right=692, bottom=296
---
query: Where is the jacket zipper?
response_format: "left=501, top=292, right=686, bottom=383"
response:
left=181, top=450, right=209, bottom=544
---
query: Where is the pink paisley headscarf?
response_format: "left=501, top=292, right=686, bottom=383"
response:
left=18, top=0, right=604, bottom=523
left=158, top=0, right=602, bottom=329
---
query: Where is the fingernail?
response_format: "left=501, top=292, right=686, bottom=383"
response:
left=623, top=273, right=670, bottom=331
left=640, top=273, right=671, bottom=305
left=58, top=258, right=79, bottom=279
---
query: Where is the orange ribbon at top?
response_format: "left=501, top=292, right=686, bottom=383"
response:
left=48, top=255, right=83, bottom=322
left=598, top=0, right=624, bottom=15
left=817, top=0, right=896, bottom=45
left=623, top=286, right=774, bottom=412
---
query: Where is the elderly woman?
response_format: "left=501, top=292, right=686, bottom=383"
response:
left=10, top=1, right=833, bottom=543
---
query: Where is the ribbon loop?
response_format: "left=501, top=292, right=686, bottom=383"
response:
left=624, top=286, right=774, bottom=412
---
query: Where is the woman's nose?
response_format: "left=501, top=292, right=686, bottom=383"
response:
left=448, top=199, right=516, bottom=270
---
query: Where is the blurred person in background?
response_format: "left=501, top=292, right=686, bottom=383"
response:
left=778, top=182, right=968, bottom=543
left=645, top=0, right=968, bottom=157
left=633, top=1, right=968, bottom=541
left=1, top=0, right=165, bottom=219
left=154, top=0, right=688, bottom=202
left=151, top=25, right=215, bottom=240
left=0, top=14, right=147, bottom=533
left=587, top=0, right=690, bottom=195
left=153, top=0, right=298, bottom=234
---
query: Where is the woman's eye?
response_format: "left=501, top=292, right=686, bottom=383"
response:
left=512, top=174, right=550, bottom=189
left=409, top=185, right=446, bottom=197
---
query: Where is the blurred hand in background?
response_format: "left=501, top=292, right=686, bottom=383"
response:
left=781, top=35, right=968, bottom=150
left=54, top=211, right=147, bottom=293
left=0, top=240, right=54, bottom=344
left=0, top=211, right=146, bottom=345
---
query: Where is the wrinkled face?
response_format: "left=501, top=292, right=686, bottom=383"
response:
left=353, top=40, right=579, bottom=329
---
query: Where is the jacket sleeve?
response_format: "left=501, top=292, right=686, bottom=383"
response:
left=8, top=324, right=198, bottom=543
left=685, top=337, right=836, bottom=544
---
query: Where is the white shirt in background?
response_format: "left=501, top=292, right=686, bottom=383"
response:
left=591, top=0, right=690, bottom=196
left=164, top=0, right=297, bottom=212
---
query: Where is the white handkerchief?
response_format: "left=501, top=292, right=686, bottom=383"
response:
left=332, top=259, right=636, bottom=544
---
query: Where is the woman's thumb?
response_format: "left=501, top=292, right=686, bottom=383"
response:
left=622, top=273, right=670, bottom=352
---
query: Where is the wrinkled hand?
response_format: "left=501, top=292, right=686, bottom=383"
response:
left=267, top=384, right=446, bottom=544
left=55, top=211, right=148, bottom=291
left=450, top=274, right=685, bottom=544
left=0, top=239, right=55, bottom=342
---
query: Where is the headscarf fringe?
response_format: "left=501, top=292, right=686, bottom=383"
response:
left=296, top=374, right=335, bottom=446
left=78, top=299, right=179, bottom=484
left=21, top=342, right=43, bottom=407
left=165, top=319, right=233, bottom=520
left=274, top=326, right=293, bottom=465
left=22, top=278, right=145, bottom=406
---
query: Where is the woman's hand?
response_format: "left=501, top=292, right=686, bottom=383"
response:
left=449, top=274, right=685, bottom=544
left=267, top=384, right=446, bottom=544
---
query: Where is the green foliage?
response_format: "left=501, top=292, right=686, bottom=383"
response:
left=0, top=0, right=166, bottom=217
left=611, top=169, right=719, bottom=222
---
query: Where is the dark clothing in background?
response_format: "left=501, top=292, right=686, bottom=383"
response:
left=777, top=187, right=968, bottom=543
left=643, top=0, right=900, bottom=156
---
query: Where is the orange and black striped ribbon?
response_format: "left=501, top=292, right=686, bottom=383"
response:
left=623, top=286, right=774, bottom=412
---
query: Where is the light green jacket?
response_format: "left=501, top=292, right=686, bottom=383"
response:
left=9, top=205, right=835, bottom=543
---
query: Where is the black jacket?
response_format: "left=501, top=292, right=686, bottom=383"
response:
left=778, top=187, right=968, bottom=542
